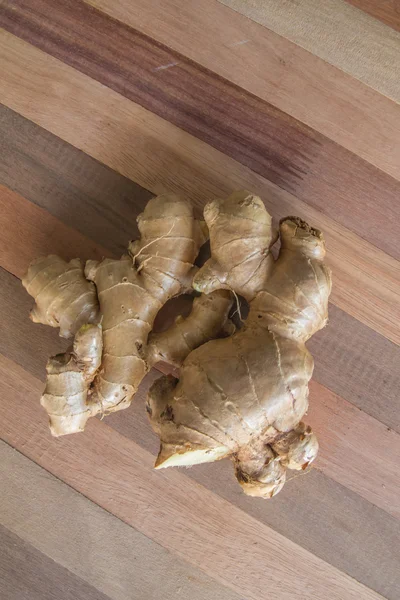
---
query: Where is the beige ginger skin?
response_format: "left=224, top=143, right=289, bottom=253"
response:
left=23, top=190, right=331, bottom=499
left=22, top=194, right=232, bottom=436
left=147, top=191, right=332, bottom=498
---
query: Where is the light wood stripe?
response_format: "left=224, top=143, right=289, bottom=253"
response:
left=87, top=0, right=400, bottom=181
left=218, top=0, right=400, bottom=103
left=0, top=443, right=241, bottom=600
left=0, top=33, right=398, bottom=346
left=0, top=356, right=384, bottom=600
left=307, top=381, right=400, bottom=518
left=0, top=185, right=110, bottom=278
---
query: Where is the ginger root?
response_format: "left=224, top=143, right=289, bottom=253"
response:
left=147, top=191, right=331, bottom=498
left=23, top=194, right=231, bottom=436
left=23, top=189, right=331, bottom=500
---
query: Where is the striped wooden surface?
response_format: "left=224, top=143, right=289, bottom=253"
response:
left=0, top=1, right=399, bottom=598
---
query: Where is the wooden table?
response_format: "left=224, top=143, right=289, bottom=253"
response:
left=0, top=1, right=399, bottom=599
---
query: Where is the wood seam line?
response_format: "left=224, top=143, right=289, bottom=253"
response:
left=0, top=522, right=113, bottom=600
left=85, top=0, right=400, bottom=181
left=0, top=37, right=399, bottom=344
left=1, top=3, right=400, bottom=262
left=0, top=356, right=385, bottom=600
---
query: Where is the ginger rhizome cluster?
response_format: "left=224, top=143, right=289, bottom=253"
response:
left=23, top=191, right=331, bottom=498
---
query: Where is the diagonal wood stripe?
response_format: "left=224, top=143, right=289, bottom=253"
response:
left=1, top=186, right=399, bottom=434
left=308, top=304, right=400, bottom=433
left=1, top=1, right=400, bottom=262
left=0, top=106, right=152, bottom=255
left=345, top=0, right=400, bottom=32
left=0, top=525, right=112, bottom=600
left=0, top=185, right=111, bottom=278
left=307, top=381, right=400, bottom=518
left=0, top=33, right=399, bottom=346
left=88, top=0, right=400, bottom=181
left=0, top=444, right=241, bottom=600
left=218, top=0, right=400, bottom=102
left=0, top=356, right=385, bottom=600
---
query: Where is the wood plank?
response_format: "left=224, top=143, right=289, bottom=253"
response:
left=307, top=380, right=400, bottom=518
left=2, top=2, right=400, bottom=263
left=309, top=304, right=400, bottom=433
left=218, top=0, right=400, bottom=102
left=0, top=104, right=152, bottom=256
left=88, top=0, right=400, bottom=181
left=0, top=185, right=111, bottom=279
left=1, top=34, right=399, bottom=345
left=0, top=524, right=111, bottom=600
left=345, top=0, right=400, bottom=32
left=0, top=356, right=385, bottom=600
left=0, top=444, right=240, bottom=600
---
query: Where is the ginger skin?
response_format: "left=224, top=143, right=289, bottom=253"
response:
left=23, top=189, right=331, bottom=501
left=23, top=194, right=230, bottom=436
left=147, top=192, right=331, bottom=498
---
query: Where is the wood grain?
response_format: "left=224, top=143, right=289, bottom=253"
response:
left=345, top=0, right=400, bottom=32
left=0, top=185, right=111, bottom=279
left=88, top=0, right=400, bottom=181
left=309, top=304, right=400, bottom=432
left=2, top=1, right=400, bottom=263
left=0, top=105, right=152, bottom=255
left=1, top=33, right=399, bottom=346
left=0, top=525, right=111, bottom=600
left=218, top=0, right=400, bottom=102
left=0, top=443, right=240, bottom=600
left=0, top=356, right=385, bottom=600
left=307, top=381, right=400, bottom=518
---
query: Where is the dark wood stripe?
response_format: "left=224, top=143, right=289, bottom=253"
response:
left=1, top=0, right=400, bottom=260
left=345, top=0, right=400, bottom=32
left=0, top=524, right=111, bottom=600
left=0, top=104, right=152, bottom=255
